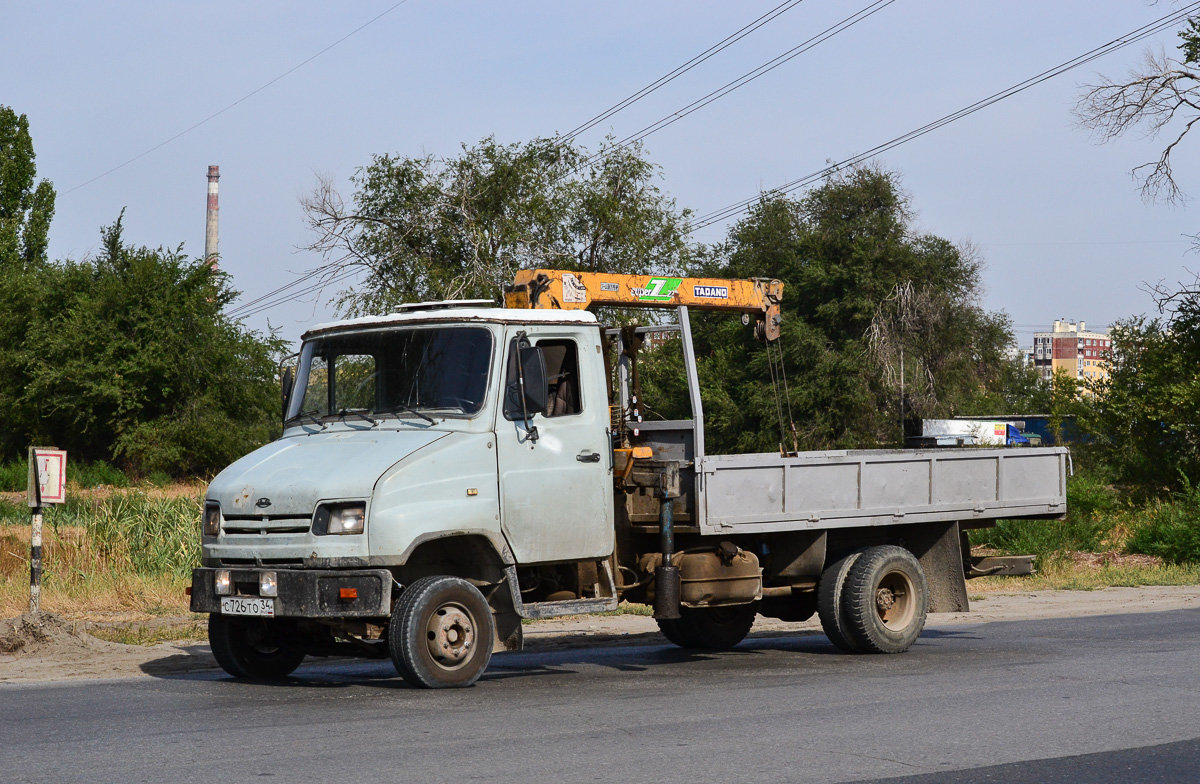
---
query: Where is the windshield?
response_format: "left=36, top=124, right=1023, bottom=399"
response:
left=286, top=326, right=494, bottom=422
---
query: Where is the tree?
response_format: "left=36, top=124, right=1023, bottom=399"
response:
left=301, top=136, right=692, bottom=315
left=652, top=165, right=1016, bottom=454
left=1075, top=17, right=1200, bottom=203
left=0, top=105, right=56, bottom=269
left=0, top=213, right=285, bottom=476
left=1084, top=306, right=1200, bottom=495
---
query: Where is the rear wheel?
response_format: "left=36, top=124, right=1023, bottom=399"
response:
left=208, top=615, right=305, bottom=679
left=388, top=576, right=494, bottom=689
left=817, top=551, right=864, bottom=652
left=656, top=603, right=756, bottom=650
left=840, top=545, right=928, bottom=654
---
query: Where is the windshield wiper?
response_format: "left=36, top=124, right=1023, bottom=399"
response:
left=287, top=409, right=327, bottom=429
left=377, top=403, right=436, bottom=424
left=338, top=408, right=378, bottom=426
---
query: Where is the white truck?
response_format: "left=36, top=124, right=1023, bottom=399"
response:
left=190, top=270, right=1068, bottom=688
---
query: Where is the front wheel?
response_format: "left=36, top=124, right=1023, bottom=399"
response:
left=656, top=603, right=757, bottom=650
left=208, top=614, right=306, bottom=679
left=840, top=545, right=928, bottom=654
left=388, top=576, right=495, bottom=688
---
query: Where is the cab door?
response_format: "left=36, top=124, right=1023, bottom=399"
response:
left=495, top=325, right=614, bottom=564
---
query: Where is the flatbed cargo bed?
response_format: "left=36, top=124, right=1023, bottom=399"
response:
left=699, top=446, right=1068, bottom=535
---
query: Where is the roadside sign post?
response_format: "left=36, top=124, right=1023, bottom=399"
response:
left=27, top=447, right=67, bottom=614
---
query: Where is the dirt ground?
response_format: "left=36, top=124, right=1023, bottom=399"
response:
left=1, top=585, right=1197, bottom=685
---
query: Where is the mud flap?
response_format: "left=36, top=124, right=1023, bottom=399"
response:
left=900, top=521, right=969, bottom=613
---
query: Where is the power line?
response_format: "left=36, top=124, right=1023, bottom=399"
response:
left=233, top=267, right=364, bottom=321
left=226, top=261, right=342, bottom=318
left=562, top=0, right=807, bottom=141
left=577, top=0, right=898, bottom=171
left=689, top=2, right=1200, bottom=232
left=62, top=1, right=412, bottom=196
left=237, top=1, right=820, bottom=319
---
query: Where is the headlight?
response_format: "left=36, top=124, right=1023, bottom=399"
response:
left=203, top=504, right=221, bottom=536
left=214, top=570, right=233, bottom=595
left=327, top=505, right=365, bottom=535
left=259, top=571, right=278, bottom=597
left=313, top=503, right=367, bottom=535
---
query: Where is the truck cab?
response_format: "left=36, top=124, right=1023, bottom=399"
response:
left=192, top=303, right=620, bottom=686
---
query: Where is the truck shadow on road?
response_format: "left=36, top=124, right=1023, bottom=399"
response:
left=146, top=627, right=949, bottom=689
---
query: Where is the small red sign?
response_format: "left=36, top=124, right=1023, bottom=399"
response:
left=29, top=448, right=67, bottom=506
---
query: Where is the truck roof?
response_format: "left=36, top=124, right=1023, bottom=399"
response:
left=303, top=306, right=599, bottom=339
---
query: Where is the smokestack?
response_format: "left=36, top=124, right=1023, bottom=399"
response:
left=205, top=165, right=220, bottom=269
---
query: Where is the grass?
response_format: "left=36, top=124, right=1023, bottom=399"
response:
left=1, top=466, right=1198, bottom=631
left=972, top=468, right=1200, bottom=569
left=969, top=559, right=1200, bottom=592
left=87, top=619, right=208, bottom=646
left=0, top=458, right=134, bottom=492
left=0, top=489, right=200, bottom=620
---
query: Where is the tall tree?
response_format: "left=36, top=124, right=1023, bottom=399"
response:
left=650, top=165, right=1015, bottom=453
left=1084, top=305, right=1200, bottom=495
left=0, top=105, right=55, bottom=269
left=0, top=213, right=285, bottom=476
left=301, top=136, right=691, bottom=315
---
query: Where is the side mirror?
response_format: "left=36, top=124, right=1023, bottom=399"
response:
left=518, top=345, right=548, bottom=414
left=504, top=337, right=548, bottom=440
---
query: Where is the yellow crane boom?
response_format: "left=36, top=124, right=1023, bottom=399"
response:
left=505, top=269, right=784, bottom=340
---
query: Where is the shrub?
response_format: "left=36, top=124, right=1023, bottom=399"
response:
left=1125, top=485, right=1200, bottom=564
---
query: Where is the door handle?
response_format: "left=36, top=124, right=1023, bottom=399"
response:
left=576, top=452, right=601, bottom=463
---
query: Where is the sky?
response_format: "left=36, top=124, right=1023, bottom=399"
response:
left=4, top=0, right=1199, bottom=349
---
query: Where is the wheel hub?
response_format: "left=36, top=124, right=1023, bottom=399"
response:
left=875, top=571, right=915, bottom=630
left=426, top=605, right=474, bottom=666
left=875, top=587, right=896, bottom=613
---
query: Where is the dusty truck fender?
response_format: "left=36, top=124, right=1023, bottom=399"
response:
left=367, top=431, right=508, bottom=569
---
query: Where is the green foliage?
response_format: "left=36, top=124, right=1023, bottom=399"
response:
left=0, top=213, right=286, bottom=476
left=0, top=105, right=55, bottom=270
left=0, top=492, right=200, bottom=577
left=1126, top=484, right=1200, bottom=564
left=957, top=356, right=1050, bottom=417
left=684, top=166, right=1015, bottom=453
left=1179, top=16, right=1200, bottom=65
left=0, top=458, right=132, bottom=491
left=971, top=467, right=1120, bottom=559
left=70, top=460, right=130, bottom=488
left=1081, top=311, right=1200, bottom=495
left=303, top=136, right=692, bottom=314
left=78, top=493, right=201, bottom=577
left=0, top=461, right=25, bottom=493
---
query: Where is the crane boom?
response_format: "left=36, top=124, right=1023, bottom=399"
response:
left=505, top=269, right=784, bottom=340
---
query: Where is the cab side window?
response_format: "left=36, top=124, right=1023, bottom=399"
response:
left=538, top=339, right=581, bottom=417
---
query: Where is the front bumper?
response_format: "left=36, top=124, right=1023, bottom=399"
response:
left=190, top=567, right=392, bottom=618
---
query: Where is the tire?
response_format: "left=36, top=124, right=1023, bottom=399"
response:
left=840, top=545, right=929, bottom=654
left=208, top=614, right=306, bottom=679
left=388, top=576, right=495, bottom=689
left=817, top=550, right=864, bottom=652
left=655, top=603, right=756, bottom=650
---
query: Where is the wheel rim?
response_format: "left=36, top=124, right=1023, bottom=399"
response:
left=425, top=602, right=476, bottom=670
left=875, top=570, right=916, bottom=631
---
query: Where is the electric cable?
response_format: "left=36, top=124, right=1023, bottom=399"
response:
left=689, top=2, right=1200, bottom=232
left=576, top=0, right=898, bottom=171
left=62, top=0, right=412, bottom=196
left=562, top=0, right=807, bottom=141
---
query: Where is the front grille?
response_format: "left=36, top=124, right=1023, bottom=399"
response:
left=222, top=515, right=311, bottom=535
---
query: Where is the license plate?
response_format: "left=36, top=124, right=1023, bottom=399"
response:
left=220, top=596, right=275, bottom=617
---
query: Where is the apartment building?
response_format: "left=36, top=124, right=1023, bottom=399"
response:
left=1032, top=319, right=1111, bottom=385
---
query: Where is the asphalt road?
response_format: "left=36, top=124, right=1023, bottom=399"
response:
left=1, top=610, right=1197, bottom=784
